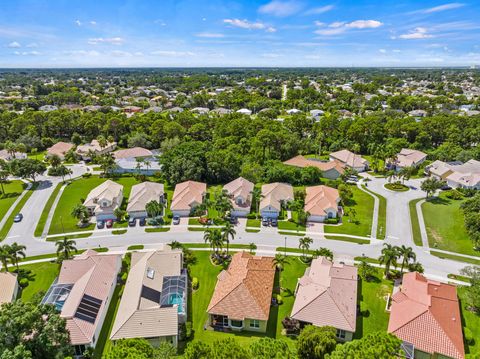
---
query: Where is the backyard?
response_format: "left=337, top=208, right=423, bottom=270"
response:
left=324, top=185, right=374, bottom=238
left=422, top=192, right=478, bottom=257
left=0, top=180, right=25, bottom=223
left=458, top=287, right=480, bottom=357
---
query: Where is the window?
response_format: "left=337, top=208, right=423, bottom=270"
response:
left=146, top=268, right=155, bottom=279
left=336, top=329, right=346, bottom=340
left=250, top=320, right=260, bottom=329
left=230, top=320, right=243, bottom=328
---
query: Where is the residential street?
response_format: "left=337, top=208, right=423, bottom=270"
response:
left=2, top=173, right=475, bottom=282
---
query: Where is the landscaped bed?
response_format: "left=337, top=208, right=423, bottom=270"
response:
left=422, top=192, right=478, bottom=257
left=384, top=182, right=409, bottom=192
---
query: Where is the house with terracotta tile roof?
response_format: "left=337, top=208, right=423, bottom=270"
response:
left=46, top=141, right=74, bottom=160
left=388, top=272, right=465, bottom=359
left=260, top=182, right=294, bottom=219
left=389, top=148, right=427, bottom=171
left=304, top=185, right=340, bottom=222
left=0, top=272, right=19, bottom=306
left=170, top=180, right=206, bottom=217
left=127, top=182, right=165, bottom=219
left=329, top=149, right=369, bottom=172
left=291, top=257, right=358, bottom=341
left=283, top=155, right=344, bottom=180
left=113, top=147, right=153, bottom=159
left=207, top=252, right=275, bottom=333
left=83, top=180, right=123, bottom=221
left=223, top=177, right=254, bottom=217
left=110, top=247, right=186, bottom=347
left=41, top=250, right=122, bottom=357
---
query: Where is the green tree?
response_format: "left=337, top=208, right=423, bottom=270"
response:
left=71, top=203, right=89, bottom=225
left=358, top=259, right=376, bottom=282
left=184, top=341, right=212, bottom=359
left=113, top=208, right=126, bottom=221
left=0, top=168, right=9, bottom=195
left=337, top=184, right=353, bottom=206
left=297, top=325, right=337, bottom=359
left=210, top=338, right=252, bottom=359
left=378, top=244, right=399, bottom=278
left=204, top=228, right=223, bottom=256
left=299, top=237, right=313, bottom=259
left=55, top=237, right=77, bottom=260
left=273, top=254, right=290, bottom=271
left=145, top=200, right=164, bottom=218
left=397, top=245, right=416, bottom=273
left=312, top=247, right=333, bottom=261
left=103, top=338, right=154, bottom=359
left=460, top=266, right=480, bottom=312
left=420, top=177, right=445, bottom=198
left=9, top=159, right=46, bottom=183
left=326, top=332, right=402, bottom=359
left=221, top=222, right=236, bottom=256
left=250, top=187, right=263, bottom=218
left=249, top=338, right=296, bottom=359
left=0, top=245, right=12, bottom=272
left=49, top=154, right=62, bottom=169
left=0, top=301, right=72, bottom=359
left=249, top=242, right=257, bottom=254
left=8, top=242, right=26, bottom=270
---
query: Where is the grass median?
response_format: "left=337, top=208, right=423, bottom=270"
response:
left=0, top=182, right=38, bottom=241
left=408, top=198, right=423, bottom=246
left=361, top=185, right=387, bottom=239
left=34, top=182, right=63, bottom=237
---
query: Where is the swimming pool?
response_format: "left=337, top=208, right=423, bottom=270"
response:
left=168, top=293, right=184, bottom=313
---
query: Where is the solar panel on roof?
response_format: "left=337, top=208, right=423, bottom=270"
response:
left=74, top=294, right=102, bottom=324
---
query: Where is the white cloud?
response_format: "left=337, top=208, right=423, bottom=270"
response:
left=90, top=21, right=97, bottom=25
left=304, top=5, right=334, bottom=15
left=417, top=2, right=465, bottom=14
left=195, top=32, right=225, bottom=38
left=88, top=37, right=124, bottom=45
left=7, top=41, right=21, bottom=48
left=64, top=50, right=100, bottom=56
left=14, top=50, right=40, bottom=56
left=111, top=50, right=133, bottom=57
left=154, top=19, right=167, bottom=26
left=75, top=20, right=82, bottom=26
left=393, top=49, right=402, bottom=53
left=26, top=42, right=38, bottom=48
left=398, top=27, right=433, bottom=39
left=315, top=19, right=383, bottom=35
left=223, top=19, right=276, bottom=32
left=151, top=50, right=196, bottom=57
left=261, top=53, right=284, bottom=58
left=258, top=1, right=303, bottom=17
left=379, top=49, right=387, bottom=53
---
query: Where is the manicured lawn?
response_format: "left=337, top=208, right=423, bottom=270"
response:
left=324, top=235, right=370, bottom=244
left=49, top=175, right=154, bottom=235
left=458, top=287, right=480, bottom=357
left=355, top=268, right=392, bottom=339
left=246, top=229, right=260, bottom=233
left=34, top=182, right=63, bottom=237
left=278, top=220, right=306, bottom=232
left=48, top=176, right=105, bottom=234
left=362, top=185, right=386, bottom=239
left=246, top=218, right=260, bottom=227
left=409, top=198, right=423, bottom=247
left=0, top=180, right=25, bottom=223
left=112, top=229, right=127, bottom=235
left=19, top=261, right=60, bottom=302
left=27, top=150, right=46, bottom=160
left=422, top=192, right=478, bottom=257
left=430, top=250, right=480, bottom=266
left=127, top=245, right=144, bottom=250
left=0, top=182, right=38, bottom=241
left=325, top=185, right=374, bottom=237
left=145, top=227, right=170, bottom=232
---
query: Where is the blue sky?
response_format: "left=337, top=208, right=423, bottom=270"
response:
left=1, top=0, right=480, bottom=67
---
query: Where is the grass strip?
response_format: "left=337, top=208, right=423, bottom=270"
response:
left=325, top=235, right=370, bottom=244
left=112, top=229, right=127, bottom=235
left=362, top=185, right=387, bottom=239
left=145, top=227, right=170, bottom=232
left=127, top=245, right=144, bottom=250
left=409, top=198, right=423, bottom=247
left=0, top=183, right=38, bottom=241
left=34, top=182, right=63, bottom=237
left=430, top=250, right=480, bottom=266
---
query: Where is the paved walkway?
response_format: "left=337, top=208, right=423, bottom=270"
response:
left=416, top=199, right=429, bottom=247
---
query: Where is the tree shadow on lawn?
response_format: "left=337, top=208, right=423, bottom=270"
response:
left=354, top=278, right=364, bottom=339
left=427, top=197, right=450, bottom=206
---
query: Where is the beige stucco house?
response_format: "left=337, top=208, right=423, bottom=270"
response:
left=329, top=149, right=369, bottom=172
left=223, top=177, right=254, bottom=217
left=305, top=185, right=340, bottom=222
left=260, top=182, right=294, bottom=219
left=127, top=182, right=165, bottom=219
left=170, top=180, right=206, bottom=217
left=83, top=180, right=123, bottom=221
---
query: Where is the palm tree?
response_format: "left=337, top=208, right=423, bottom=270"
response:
left=273, top=254, right=290, bottom=271
left=203, top=228, right=223, bottom=256
left=398, top=245, right=416, bottom=273
left=248, top=243, right=257, bottom=254
left=55, top=237, right=78, bottom=260
left=8, top=242, right=26, bottom=270
left=250, top=187, right=263, bottom=219
left=168, top=240, right=183, bottom=250
left=313, top=247, right=333, bottom=261
left=146, top=200, right=163, bottom=218
left=378, top=243, right=399, bottom=278
left=49, top=154, right=62, bottom=169
left=221, top=222, right=236, bottom=256
left=298, top=237, right=313, bottom=259
left=71, top=204, right=89, bottom=224
left=0, top=245, right=12, bottom=272
left=0, top=168, right=10, bottom=195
